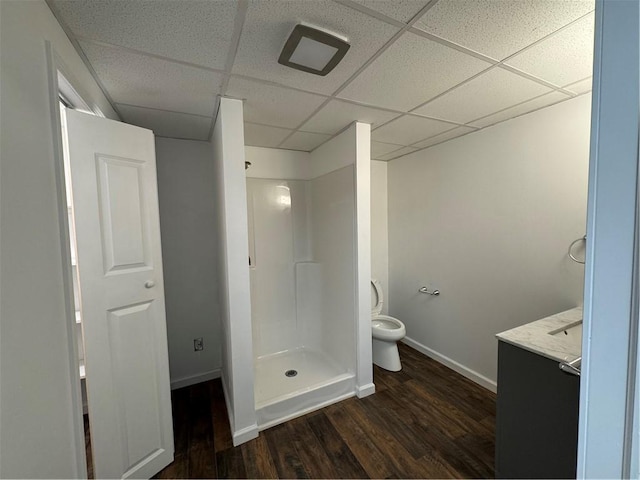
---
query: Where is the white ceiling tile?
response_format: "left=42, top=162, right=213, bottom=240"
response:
left=232, top=0, right=400, bottom=95
left=372, top=115, right=454, bottom=145
left=244, top=123, right=293, bottom=148
left=80, top=41, right=221, bottom=117
left=50, top=0, right=237, bottom=69
left=414, top=0, right=594, bottom=60
left=226, top=77, right=326, bottom=129
left=413, top=67, right=552, bottom=124
left=377, top=146, right=419, bottom=161
left=279, top=131, right=332, bottom=151
left=117, top=104, right=211, bottom=140
left=468, top=91, right=571, bottom=128
left=410, top=126, right=476, bottom=149
left=372, top=141, right=404, bottom=159
left=339, top=32, right=491, bottom=111
left=505, top=13, right=595, bottom=87
left=350, top=0, right=431, bottom=22
left=564, top=77, right=593, bottom=95
left=301, top=100, right=400, bottom=135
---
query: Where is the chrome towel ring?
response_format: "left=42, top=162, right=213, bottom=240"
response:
left=568, top=235, right=586, bottom=264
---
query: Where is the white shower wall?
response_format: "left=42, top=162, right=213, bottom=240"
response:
left=246, top=166, right=356, bottom=370
left=247, top=178, right=311, bottom=358
left=308, top=166, right=356, bottom=370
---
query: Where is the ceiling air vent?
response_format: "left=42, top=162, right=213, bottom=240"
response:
left=278, top=24, right=350, bottom=76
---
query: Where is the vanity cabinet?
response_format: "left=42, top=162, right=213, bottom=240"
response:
left=495, top=341, right=580, bottom=479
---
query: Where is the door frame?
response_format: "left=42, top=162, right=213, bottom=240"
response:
left=45, top=41, right=110, bottom=479
left=578, top=0, right=639, bottom=477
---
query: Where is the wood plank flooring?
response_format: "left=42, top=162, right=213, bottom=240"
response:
left=90, top=343, right=496, bottom=478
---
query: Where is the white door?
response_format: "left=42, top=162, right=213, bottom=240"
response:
left=65, top=110, right=174, bottom=479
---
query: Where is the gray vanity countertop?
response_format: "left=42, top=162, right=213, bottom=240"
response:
left=496, top=307, right=583, bottom=363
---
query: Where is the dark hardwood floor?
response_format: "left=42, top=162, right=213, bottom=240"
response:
left=89, top=343, right=497, bottom=478
left=156, top=343, right=496, bottom=479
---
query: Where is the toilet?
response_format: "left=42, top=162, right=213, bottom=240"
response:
left=371, top=279, right=406, bottom=371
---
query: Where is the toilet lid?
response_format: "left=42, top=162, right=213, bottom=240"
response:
left=371, top=279, right=383, bottom=316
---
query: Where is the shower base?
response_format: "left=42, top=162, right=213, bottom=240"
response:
left=254, top=347, right=355, bottom=430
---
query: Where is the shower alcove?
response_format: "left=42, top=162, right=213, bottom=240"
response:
left=212, top=98, right=373, bottom=444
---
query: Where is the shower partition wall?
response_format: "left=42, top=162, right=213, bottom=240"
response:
left=247, top=165, right=358, bottom=428
left=213, top=110, right=372, bottom=444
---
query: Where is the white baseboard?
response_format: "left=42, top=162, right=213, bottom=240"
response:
left=402, top=337, right=497, bottom=393
left=170, top=369, right=221, bottom=390
left=356, top=382, right=375, bottom=398
left=221, top=374, right=235, bottom=433
left=232, top=423, right=260, bottom=446
left=220, top=375, right=259, bottom=446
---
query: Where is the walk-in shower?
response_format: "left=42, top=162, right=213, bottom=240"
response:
left=246, top=166, right=357, bottom=428
left=213, top=98, right=372, bottom=443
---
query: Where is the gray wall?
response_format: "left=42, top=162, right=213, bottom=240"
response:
left=155, top=137, right=222, bottom=387
left=388, top=94, right=591, bottom=389
left=0, top=1, right=119, bottom=477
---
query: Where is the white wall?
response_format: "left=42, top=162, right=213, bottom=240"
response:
left=155, top=137, right=222, bottom=388
left=310, top=166, right=357, bottom=370
left=246, top=178, right=305, bottom=357
left=0, top=1, right=118, bottom=477
left=211, top=98, right=258, bottom=446
left=388, top=95, right=591, bottom=389
left=371, top=160, right=389, bottom=314
left=245, top=146, right=310, bottom=180
left=310, top=123, right=374, bottom=397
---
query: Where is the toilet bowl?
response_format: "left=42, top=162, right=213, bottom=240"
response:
left=371, top=279, right=406, bottom=371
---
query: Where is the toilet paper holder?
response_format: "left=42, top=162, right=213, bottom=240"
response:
left=419, top=286, right=440, bottom=296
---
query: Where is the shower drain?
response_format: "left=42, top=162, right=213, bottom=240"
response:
left=285, top=369, right=298, bottom=377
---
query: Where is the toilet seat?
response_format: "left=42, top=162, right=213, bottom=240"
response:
left=372, top=314, right=406, bottom=341
left=371, top=279, right=383, bottom=316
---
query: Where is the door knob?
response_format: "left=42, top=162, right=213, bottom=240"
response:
left=145, top=280, right=155, bottom=288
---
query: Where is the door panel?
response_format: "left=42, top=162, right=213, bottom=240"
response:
left=96, top=155, right=150, bottom=273
left=65, top=110, right=173, bottom=479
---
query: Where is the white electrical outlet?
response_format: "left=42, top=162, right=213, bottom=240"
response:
left=194, top=337, right=204, bottom=351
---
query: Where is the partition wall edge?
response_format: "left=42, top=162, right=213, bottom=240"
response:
left=211, top=97, right=258, bottom=446
left=354, top=122, right=375, bottom=397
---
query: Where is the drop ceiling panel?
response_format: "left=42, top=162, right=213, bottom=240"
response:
left=50, top=0, right=237, bottom=69
left=79, top=41, right=221, bottom=117
left=279, top=131, right=332, bottom=151
left=410, top=126, right=476, bottom=149
left=339, top=32, right=491, bottom=111
left=350, top=0, right=431, bottom=23
left=301, top=100, right=400, bottom=134
left=505, top=13, right=595, bottom=87
left=226, top=77, right=326, bottom=129
left=414, top=0, right=594, bottom=60
left=231, top=0, right=400, bottom=95
left=468, top=91, right=570, bottom=128
left=564, top=77, right=593, bottom=95
left=372, top=115, right=454, bottom=145
left=372, top=141, right=404, bottom=159
left=117, top=104, right=211, bottom=141
left=413, top=67, right=552, bottom=124
left=244, top=123, right=293, bottom=148
left=377, top=146, right=419, bottom=161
